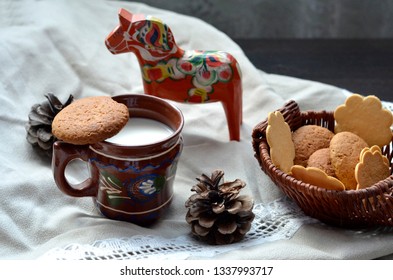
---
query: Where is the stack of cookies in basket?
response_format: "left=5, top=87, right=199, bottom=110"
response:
left=266, top=94, right=393, bottom=191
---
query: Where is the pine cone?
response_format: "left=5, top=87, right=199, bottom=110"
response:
left=185, top=170, right=255, bottom=245
left=26, top=93, right=73, bottom=156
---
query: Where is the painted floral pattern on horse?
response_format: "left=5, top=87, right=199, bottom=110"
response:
left=136, top=16, right=171, bottom=52
left=142, top=50, right=234, bottom=102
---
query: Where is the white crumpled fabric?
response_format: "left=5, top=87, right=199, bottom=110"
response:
left=1, top=0, right=393, bottom=260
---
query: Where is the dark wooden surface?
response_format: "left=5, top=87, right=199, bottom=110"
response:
left=235, top=39, right=393, bottom=102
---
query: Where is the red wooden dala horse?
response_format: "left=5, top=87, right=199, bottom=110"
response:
left=105, top=8, right=242, bottom=141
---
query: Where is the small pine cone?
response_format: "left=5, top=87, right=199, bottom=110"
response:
left=26, top=93, right=73, bottom=156
left=185, top=170, right=255, bottom=245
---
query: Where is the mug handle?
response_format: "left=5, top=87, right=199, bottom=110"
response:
left=52, top=141, right=99, bottom=197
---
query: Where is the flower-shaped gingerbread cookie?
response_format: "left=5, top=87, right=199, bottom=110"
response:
left=266, top=111, right=295, bottom=173
left=334, top=94, right=393, bottom=147
left=355, top=145, right=390, bottom=190
left=290, top=165, right=345, bottom=191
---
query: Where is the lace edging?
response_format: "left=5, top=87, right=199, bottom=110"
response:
left=40, top=197, right=317, bottom=260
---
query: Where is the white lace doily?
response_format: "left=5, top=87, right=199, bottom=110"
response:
left=40, top=197, right=317, bottom=260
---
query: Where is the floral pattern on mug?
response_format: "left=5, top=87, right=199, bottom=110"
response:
left=127, top=174, right=166, bottom=202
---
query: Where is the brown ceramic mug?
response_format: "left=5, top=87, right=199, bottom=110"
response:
left=52, top=94, right=184, bottom=226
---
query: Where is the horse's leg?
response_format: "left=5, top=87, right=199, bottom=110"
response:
left=238, top=87, right=243, bottom=125
left=220, top=91, right=241, bottom=141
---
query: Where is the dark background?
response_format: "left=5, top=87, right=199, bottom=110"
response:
left=126, top=0, right=393, bottom=101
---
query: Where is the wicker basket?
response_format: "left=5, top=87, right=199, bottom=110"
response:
left=252, top=100, right=393, bottom=228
